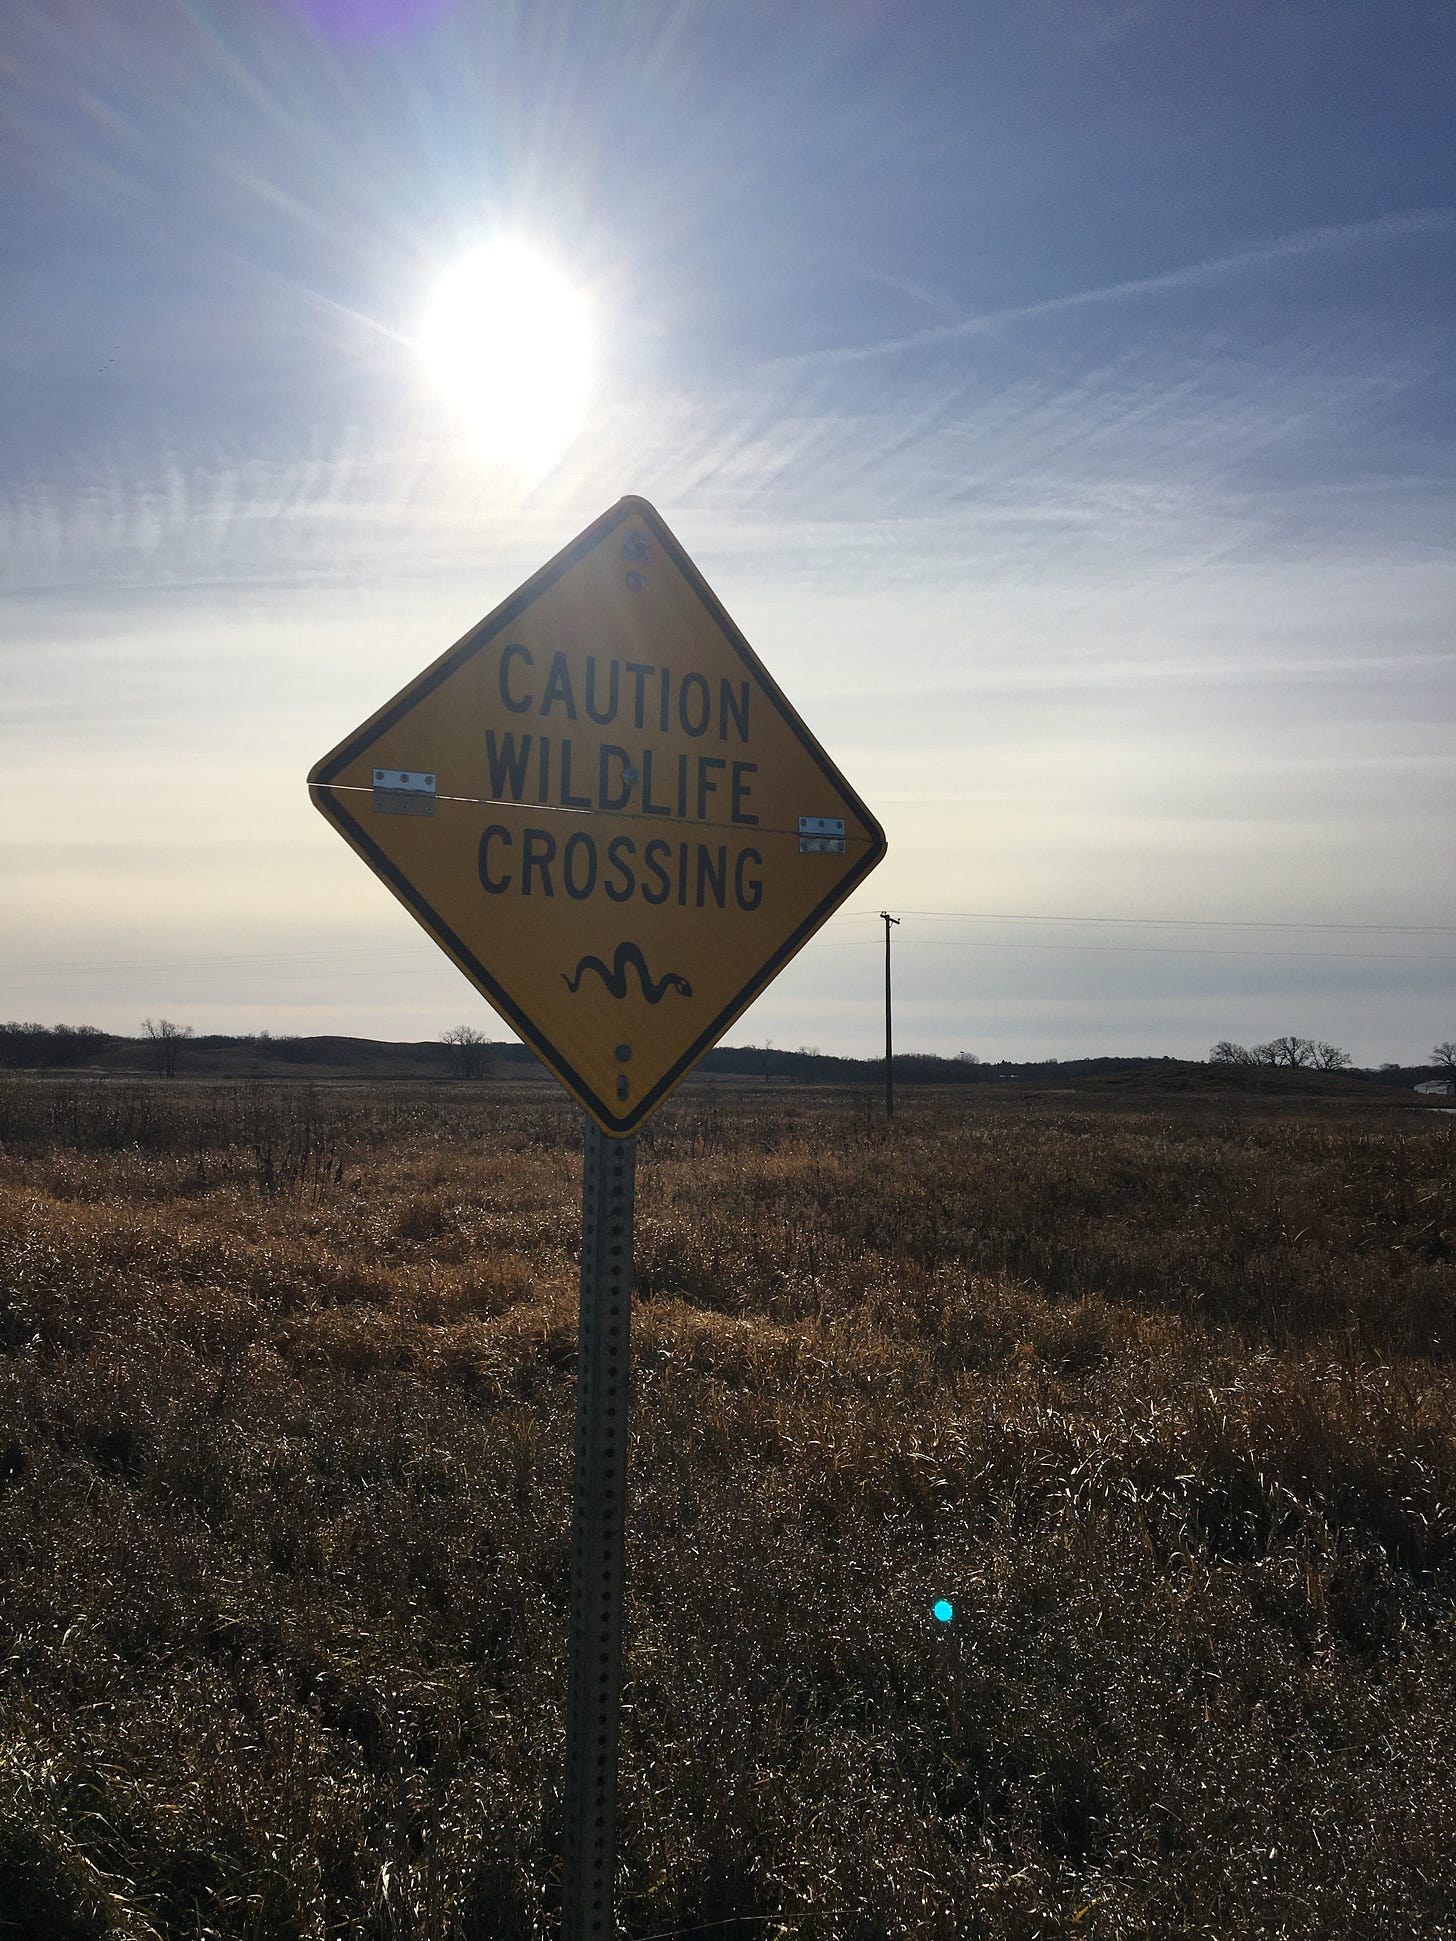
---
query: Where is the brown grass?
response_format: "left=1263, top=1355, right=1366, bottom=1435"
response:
left=0, top=1080, right=1453, bottom=1939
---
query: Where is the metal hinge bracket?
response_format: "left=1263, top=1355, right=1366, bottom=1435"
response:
left=372, top=770, right=436, bottom=816
left=799, top=815, right=845, bottom=854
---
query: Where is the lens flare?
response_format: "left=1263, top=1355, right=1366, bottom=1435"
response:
left=417, top=240, right=593, bottom=471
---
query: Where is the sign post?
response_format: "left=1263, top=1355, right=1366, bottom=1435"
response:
left=563, top=1122, right=635, bottom=1936
left=881, top=911, right=899, bottom=1120
left=307, top=496, right=885, bottom=1932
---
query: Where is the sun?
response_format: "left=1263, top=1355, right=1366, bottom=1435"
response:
left=417, top=240, right=593, bottom=470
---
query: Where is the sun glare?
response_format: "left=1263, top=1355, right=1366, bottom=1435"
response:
left=418, top=240, right=593, bottom=470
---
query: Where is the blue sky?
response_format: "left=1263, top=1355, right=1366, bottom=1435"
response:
left=3, top=0, right=1453, bottom=1063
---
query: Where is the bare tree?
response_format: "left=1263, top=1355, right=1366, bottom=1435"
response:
left=1262, top=1035, right=1318, bottom=1070
left=141, top=1017, right=192, bottom=1079
left=440, top=1024, right=491, bottom=1079
left=1432, top=1041, right=1456, bottom=1083
left=1209, top=1041, right=1257, bottom=1066
left=1313, top=1042, right=1352, bottom=1071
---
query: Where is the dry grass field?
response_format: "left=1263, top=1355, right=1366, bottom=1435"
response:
left=1, top=1078, right=1453, bottom=1940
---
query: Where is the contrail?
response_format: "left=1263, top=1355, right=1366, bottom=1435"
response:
left=766, top=207, right=1456, bottom=371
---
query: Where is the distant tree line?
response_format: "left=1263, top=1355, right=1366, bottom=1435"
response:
left=0, top=1022, right=108, bottom=1069
left=0, top=1018, right=200, bottom=1078
left=1, top=1019, right=1450, bottom=1087
left=1209, top=1037, right=1352, bottom=1071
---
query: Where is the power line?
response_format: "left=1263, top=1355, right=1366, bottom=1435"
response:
left=805, top=936, right=1443, bottom=963
left=835, top=908, right=1456, bottom=935
left=0, top=947, right=380, bottom=977
left=0, top=909, right=1449, bottom=991
left=8, top=910, right=1455, bottom=977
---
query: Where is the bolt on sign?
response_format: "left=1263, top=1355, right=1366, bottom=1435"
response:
left=308, top=496, right=886, bottom=1132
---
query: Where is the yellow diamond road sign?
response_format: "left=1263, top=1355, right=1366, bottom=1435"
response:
left=308, top=496, right=886, bottom=1134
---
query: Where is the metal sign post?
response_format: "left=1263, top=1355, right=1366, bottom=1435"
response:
left=881, top=911, right=899, bottom=1120
left=562, top=1120, right=636, bottom=1938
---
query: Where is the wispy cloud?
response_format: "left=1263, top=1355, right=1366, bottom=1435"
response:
left=768, top=208, right=1456, bottom=371
left=3, top=309, right=1439, bottom=626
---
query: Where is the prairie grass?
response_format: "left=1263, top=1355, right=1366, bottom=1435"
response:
left=0, top=1080, right=1453, bottom=1939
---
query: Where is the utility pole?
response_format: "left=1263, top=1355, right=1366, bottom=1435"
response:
left=881, top=912, right=899, bottom=1119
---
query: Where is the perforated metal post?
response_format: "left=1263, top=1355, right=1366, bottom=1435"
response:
left=562, top=1119, right=636, bottom=1939
left=881, top=911, right=899, bottom=1120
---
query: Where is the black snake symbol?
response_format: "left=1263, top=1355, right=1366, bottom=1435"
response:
left=562, top=942, right=693, bottom=1004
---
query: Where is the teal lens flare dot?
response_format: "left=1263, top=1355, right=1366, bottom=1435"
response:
left=933, top=1599, right=954, bottom=1624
